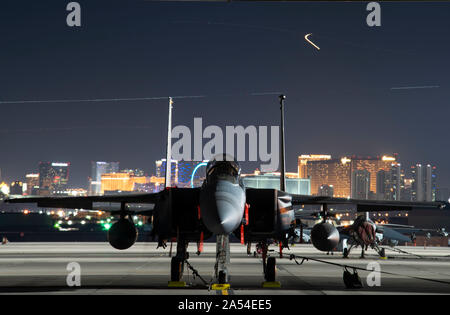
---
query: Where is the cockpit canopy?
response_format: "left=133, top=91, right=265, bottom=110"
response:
left=206, top=154, right=241, bottom=179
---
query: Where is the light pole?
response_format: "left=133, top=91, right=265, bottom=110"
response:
left=164, top=97, right=173, bottom=188
left=279, top=94, right=286, bottom=192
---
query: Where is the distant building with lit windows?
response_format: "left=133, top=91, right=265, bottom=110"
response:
left=305, top=157, right=352, bottom=197
left=9, top=181, right=23, bottom=195
left=100, top=172, right=150, bottom=194
left=298, top=155, right=332, bottom=178
left=411, top=164, right=437, bottom=202
left=376, top=163, right=401, bottom=201
left=318, top=184, right=334, bottom=197
left=242, top=172, right=310, bottom=195
left=90, top=161, right=119, bottom=195
left=305, top=155, right=397, bottom=198
left=351, top=169, right=370, bottom=199
left=178, top=161, right=206, bottom=187
left=39, top=162, right=70, bottom=196
left=156, top=159, right=178, bottom=185
left=25, top=173, right=39, bottom=196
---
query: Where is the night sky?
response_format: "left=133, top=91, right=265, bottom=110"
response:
left=0, top=1, right=449, bottom=189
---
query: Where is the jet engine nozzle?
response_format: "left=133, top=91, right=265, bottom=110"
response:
left=311, top=222, right=340, bottom=252
left=107, top=219, right=138, bottom=250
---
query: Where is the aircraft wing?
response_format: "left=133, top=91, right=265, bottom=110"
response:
left=3, top=192, right=159, bottom=214
left=378, top=226, right=412, bottom=243
left=291, top=195, right=449, bottom=212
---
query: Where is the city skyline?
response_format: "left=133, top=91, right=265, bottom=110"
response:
left=0, top=2, right=449, bottom=188
left=0, top=152, right=446, bottom=202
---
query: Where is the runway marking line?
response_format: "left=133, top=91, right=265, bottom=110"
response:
left=262, top=281, right=281, bottom=288
left=168, top=281, right=187, bottom=287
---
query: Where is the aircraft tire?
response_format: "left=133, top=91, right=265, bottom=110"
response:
left=171, top=257, right=184, bottom=281
left=343, top=248, right=349, bottom=258
left=218, top=270, right=227, bottom=284
left=265, top=257, right=276, bottom=282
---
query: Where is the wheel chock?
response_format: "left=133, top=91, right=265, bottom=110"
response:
left=379, top=256, right=388, bottom=260
left=211, top=283, right=231, bottom=290
left=168, top=281, right=187, bottom=287
left=262, top=281, right=281, bottom=288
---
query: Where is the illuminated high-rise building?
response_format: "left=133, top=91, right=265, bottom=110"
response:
left=318, top=184, right=334, bottom=197
left=121, top=168, right=145, bottom=177
left=351, top=169, right=370, bottom=199
left=38, top=162, right=52, bottom=196
left=39, top=162, right=70, bottom=196
left=351, top=155, right=397, bottom=194
left=306, top=155, right=397, bottom=198
left=177, top=161, right=206, bottom=187
left=155, top=159, right=178, bottom=185
left=242, top=173, right=310, bottom=195
left=101, top=173, right=150, bottom=194
left=402, top=178, right=413, bottom=201
left=425, top=165, right=437, bottom=202
left=412, top=164, right=437, bottom=202
left=90, top=161, right=119, bottom=195
left=9, top=181, right=23, bottom=195
left=376, top=170, right=387, bottom=200
left=51, top=162, right=70, bottom=195
left=306, top=157, right=352, bottom=197
left=390, top=163, right=402, bottom=201
left=298, top=155, right=332, bottom=178
left=411, top=164, right=424, bottom=201
left=25, top=173, right=39, bottom=196
left=376, top=163, right=401, bottom=201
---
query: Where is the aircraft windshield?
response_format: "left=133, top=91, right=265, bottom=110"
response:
left=206, top=155, right=241, bottom=179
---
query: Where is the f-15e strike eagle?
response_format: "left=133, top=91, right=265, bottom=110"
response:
left=5, top=95, right=449, bottom=285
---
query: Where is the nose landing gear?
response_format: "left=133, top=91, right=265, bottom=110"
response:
left=213, top=234, right=231, bottom=286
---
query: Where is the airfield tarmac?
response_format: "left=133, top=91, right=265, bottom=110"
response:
left=0, top=242, right=450, bottom=295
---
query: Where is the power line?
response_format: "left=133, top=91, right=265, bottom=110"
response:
left=0, top=91, right=282, bottom=105
left=0, top=95, right=206, bottom=105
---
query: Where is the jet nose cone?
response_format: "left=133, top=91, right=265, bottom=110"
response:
left=215, top=198, right=241, bottom=234
left=200, top=180, right=245, bottom=235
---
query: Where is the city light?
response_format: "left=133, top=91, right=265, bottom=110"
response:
left=382, top=156, right=396, bottom=162
left=102, top=223, right=112, bottom=230
left=51, top=163, right=69, bottom=167
left=0, top=183, right=10, bottom=195
left=191, top=162, right=208, bottom=188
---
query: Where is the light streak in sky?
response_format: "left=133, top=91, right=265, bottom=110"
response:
left=390, top=85, right=440, bottom=90
left=304, top=33, right=320, bottom=51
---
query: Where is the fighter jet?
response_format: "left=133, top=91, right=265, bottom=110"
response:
left=294, top=210, right=432, bottom=259
left=4, top=96, right=449, bottom=285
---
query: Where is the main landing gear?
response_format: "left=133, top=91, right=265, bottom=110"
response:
left=170, top=239, right=188, bottom=282
left=342, top=243, right=386, bottom=259
left=257, top=241, right=279, bottom=287
left=342, top=244, right=369, bottom=259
